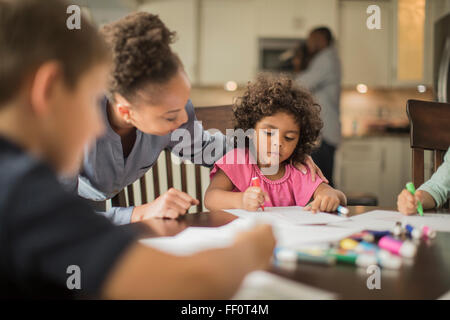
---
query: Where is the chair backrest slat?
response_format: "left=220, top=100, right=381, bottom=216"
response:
left=407, top=99, right=450, bottom=190
left=180, top=162, right=187, bottom=193
left=152, top=161, right=160, bottom=199
left=165, top=150, right=174, bottom=189
left=127, top=184, right=135, bottom=207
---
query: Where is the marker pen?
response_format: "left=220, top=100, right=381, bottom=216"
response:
left=422, top=225, right=436, bottom=239
left=405, top=224, right=422, bottom=240
left=355, top=241, right=378, bottom=253
left=350, top=231, right=375, bottom=243
left=337, top=205, right=349, bottom=216
left=340, top=238, right=359, bottom=250
left=393, top=221, right=403, bottom=237
left=251, top=176, right=264, bottom=211
left=328, top=250, right=377, bottom=268
left=274, top=248, right=336, bottom=266
left=378, top=236, right=417, bottom=258
left=376, top=249, right=402, bottom=270
left=405, top=182, right=424, bottom=216
left=366, top=230, right=392, bottom=240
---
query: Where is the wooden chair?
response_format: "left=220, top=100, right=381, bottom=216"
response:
left=406, top=100, right=450, bottom=204
left=111, top=105, right=234, bottom=213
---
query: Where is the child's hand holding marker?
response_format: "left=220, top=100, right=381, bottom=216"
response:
left=241, top=177, right=269, bottom=211
left=397, top=183, right=426, bottom=216
left=304, top=187, right=342, bottom=213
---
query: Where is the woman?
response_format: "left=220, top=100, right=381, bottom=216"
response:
left=65, top=12, right=327, bottom=225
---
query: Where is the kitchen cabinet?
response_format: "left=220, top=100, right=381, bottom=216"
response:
left=338, top=0, right=393, bottom=87
left=335, top=135, right=435, bottom=207
left=335, top=136, right=410, bottom=207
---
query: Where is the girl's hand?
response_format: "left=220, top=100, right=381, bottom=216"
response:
left=294, top=155, right=329, bottom=183
left=397, top=189, right=427, bottom=215
left=305, top=188, right=341, bottom=213
left=241, top=186, right=269, bottom=211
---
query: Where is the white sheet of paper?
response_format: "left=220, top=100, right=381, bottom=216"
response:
left=232, top=271, right=337, bottom=300
left=330, top=210, right=450, bottom=232
left=140, top=218, right=256, bottom=256
left=225, top=206, right=348, bottom=226
left=140, top=215, right=362, bottom=255
left=273, top=224, right=362, bottom=248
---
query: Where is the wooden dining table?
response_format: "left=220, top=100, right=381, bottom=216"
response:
left=134, top=206, right=450, bottom=299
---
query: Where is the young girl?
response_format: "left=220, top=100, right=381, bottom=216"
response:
left=205, top=74, right=347, bottom=213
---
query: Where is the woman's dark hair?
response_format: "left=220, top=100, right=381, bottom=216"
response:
left=100, top=12, right=181, bottom=103
left=0, top=0, right=110, bottom=106
left=233, top=73, right=323, bottom=164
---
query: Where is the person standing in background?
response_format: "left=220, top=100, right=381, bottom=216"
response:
left=295, top=27, right=341, bottom=187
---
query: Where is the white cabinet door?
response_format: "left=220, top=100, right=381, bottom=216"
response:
left=335, top=136, right=411, bottom=207
left=339, top=0, right=393, bottom=87
left=199, top=0, right=257, bottom=85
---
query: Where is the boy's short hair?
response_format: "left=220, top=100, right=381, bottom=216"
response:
left=233, top=73, right=323, bottom=164
left=0, top=0, right=110, bottom=106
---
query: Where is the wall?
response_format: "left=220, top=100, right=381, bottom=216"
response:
left=139, top=0, right=199, bottom=82
left=138, top=0, right=338, bottom=86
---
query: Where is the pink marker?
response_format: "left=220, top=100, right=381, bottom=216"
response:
left=251, top=177, right=264, bottom=211
left=422, top=226, right=436, bottom=239
left=378, top=236, right=416, bottom=258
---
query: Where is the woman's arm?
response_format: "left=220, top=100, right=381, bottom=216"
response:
left=305, top=183, right=347, bottom=213
left=101, top=224, right=275, bottom=299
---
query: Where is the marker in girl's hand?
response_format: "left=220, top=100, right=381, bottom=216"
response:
left=251, top=177, right=265, bottom=211
left=337, top=205, right=349, bottom=216
left=405, top=182, right=424, bottom=216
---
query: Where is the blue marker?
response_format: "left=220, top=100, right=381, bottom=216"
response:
left=405, top=224, right=422, bottom=239
left=337, top=205, right=349, bottom=216
left=366, top=230, right=392, bottom=240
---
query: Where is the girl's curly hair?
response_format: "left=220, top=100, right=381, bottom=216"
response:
left=100, top=12, right=180, bottom=102
left=233, top=73, right=323, bottom=164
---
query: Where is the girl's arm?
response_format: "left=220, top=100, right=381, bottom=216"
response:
left=205, top=169, right=267, bottom=211
left=204, top=169, right=244, bottom=211
left=306, top=183, right=347, bottom=213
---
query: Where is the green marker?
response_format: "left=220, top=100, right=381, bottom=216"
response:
left=405, top=182, right=424, bottom=216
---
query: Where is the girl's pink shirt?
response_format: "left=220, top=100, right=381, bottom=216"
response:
left=210, top=148, right=323, bottom=207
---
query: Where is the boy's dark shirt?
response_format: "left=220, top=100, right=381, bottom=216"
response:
left=0, top=136, right=142, bottom=299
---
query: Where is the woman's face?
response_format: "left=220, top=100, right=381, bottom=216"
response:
left=124, top=70, right=191, bottom=136
left=253, top=111, right=300, bottom=168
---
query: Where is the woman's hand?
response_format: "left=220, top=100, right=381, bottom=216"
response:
left=131, top=188, right=199, bottom=222
left=241, top=186, right=269, bottom=211
left=294, top=155, right=329, bottom=183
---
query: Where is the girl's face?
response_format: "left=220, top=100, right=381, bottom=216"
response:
left=116, top=69, right=191, bottom=136
left=253, top=111, right=300, bottom=168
